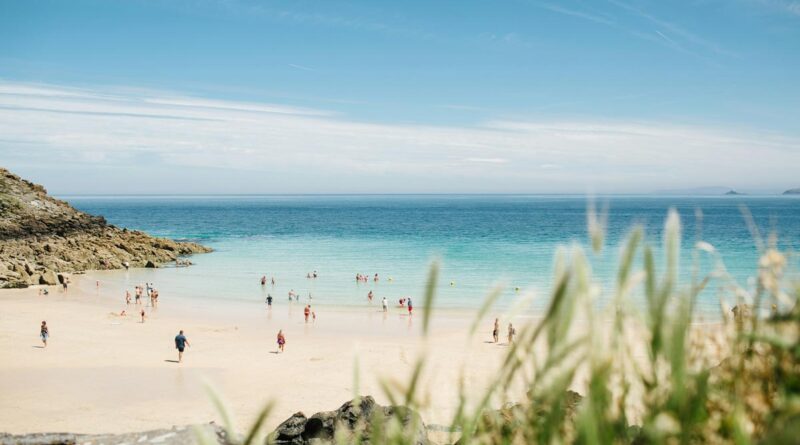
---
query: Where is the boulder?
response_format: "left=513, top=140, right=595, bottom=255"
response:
left=39, top=269, right=59, bottom=285
left=269, top=396, right=428, bottom=445
left=145, top=260, right=158, bottom=268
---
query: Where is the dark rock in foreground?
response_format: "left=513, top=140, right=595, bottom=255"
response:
left=270, top=396, right=428, bottom=445
left=0, top=168, right=211, bottom=289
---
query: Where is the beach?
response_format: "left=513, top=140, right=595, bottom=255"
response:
left=0, top=271, right=526, bottom=435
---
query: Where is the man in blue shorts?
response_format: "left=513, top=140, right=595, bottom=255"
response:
left=175, top=330, right=190, bottom=363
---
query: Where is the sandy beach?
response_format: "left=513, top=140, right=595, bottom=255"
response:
left=0, top=270, right=532, bottom=436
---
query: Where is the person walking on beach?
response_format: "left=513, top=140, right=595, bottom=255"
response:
left=40, top=321, right=49, bottom=348
left=407, top=297, right=413, bottom=315
left=277, top=330, right=286, bottom=353
left=174, top=330, right=190, bottom=363
left=140, top=309, right=146, bottom=323
left=304, top=305, right=310, bottom=323
left=382, top=297, right=388, bottom=312
left=507, top=323, right=515, bottom=344
left=492, top=318, right=499, bottom=343
left=266, top=294, right=273, bottom=307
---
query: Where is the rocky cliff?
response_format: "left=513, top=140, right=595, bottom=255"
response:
left=0, top=168, right=211, bottom=288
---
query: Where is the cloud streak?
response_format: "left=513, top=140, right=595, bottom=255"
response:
left=0, top=81, right=797, bottom=194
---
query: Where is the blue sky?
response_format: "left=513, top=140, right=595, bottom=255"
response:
left=1, top=0, right=798, bottom=193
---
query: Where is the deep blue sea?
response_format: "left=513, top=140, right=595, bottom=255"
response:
left=64, top=195, right=800, bottom=314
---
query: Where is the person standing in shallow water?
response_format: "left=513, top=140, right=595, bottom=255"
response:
left=174, top=330, right=190, bottom=363
left=407, top=297, right=413, bottom=315
left=277, top=330, right=286, bottom=353
left=40, top=321, right=49, bottom=347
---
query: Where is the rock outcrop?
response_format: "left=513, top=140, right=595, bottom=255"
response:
left=0, top=168, right=211, bottom=288
left=269, top=396, right=428, bottom=445
left=783, top=188, right=800, bottom=195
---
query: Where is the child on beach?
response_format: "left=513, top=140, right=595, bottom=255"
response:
left=277, top=330, right=286, bottom=353
left=40, top=321, right=49, bottom=347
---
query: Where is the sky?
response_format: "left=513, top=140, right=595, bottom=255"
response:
left=0, top=0, right=798, bottom=194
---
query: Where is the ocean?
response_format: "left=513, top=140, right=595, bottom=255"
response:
left=65, top=195, right=800, bottom=315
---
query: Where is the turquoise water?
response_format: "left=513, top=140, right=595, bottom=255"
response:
left=65, top=195, right=800, bottom=314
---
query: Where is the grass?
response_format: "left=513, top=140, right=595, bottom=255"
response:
left=198, top=208, right=799, bottom=444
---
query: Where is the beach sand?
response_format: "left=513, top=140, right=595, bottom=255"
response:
left=0, top=271, right=526, bottom=436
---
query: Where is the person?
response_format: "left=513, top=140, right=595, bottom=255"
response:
left=507, top=323, right=515, bottom=344
left=175, top=330, right=190, bottom=363
left=271, top=276, right=276, bottom=285
left=140, top=309, right=146, bottom=323
left=261, top=275, right=267, bottom=286
left=493, top=318, right=499, bottom=343
left=288, top=289, right=296, bottom=301
left=96, top=280, right=100, bottom=288
left=266, top=294, right=273, bottom=307
left=304, top=305, right=310, bottom=323
left=62, top=279, right=68, bottom=292
left=382, top=297, right=388, bottom=312
left=40, top=321, right=49, bottom=347
left=123, top=261, right=129, bottom=270
left=368, top=290, right=373, bottom=302
left=374, top=273, right=379, bottom=282
left=399, top=298, right=406, bottom=307
left=43, top=288, right=49, bottom=295
left=313, top=270, right=318, bottom=278
left=306, top=272, right=311, bottom=279
left=407, top=297, right=413, bottom=315
left=277, top=330, right=286, bottom=353
left=135, top=287, right=141, bottom=304
left=125, top=290, right=131, bottom=305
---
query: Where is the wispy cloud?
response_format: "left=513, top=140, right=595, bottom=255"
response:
left=464, top=157, right=508, bottom=164
left=537, top=3, right=615, bottom=26
left=288, top=63, right=315, bottom=72
left=535, top=0, right=735, bottom=61
left=0, top=81, right=797, bottom=193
